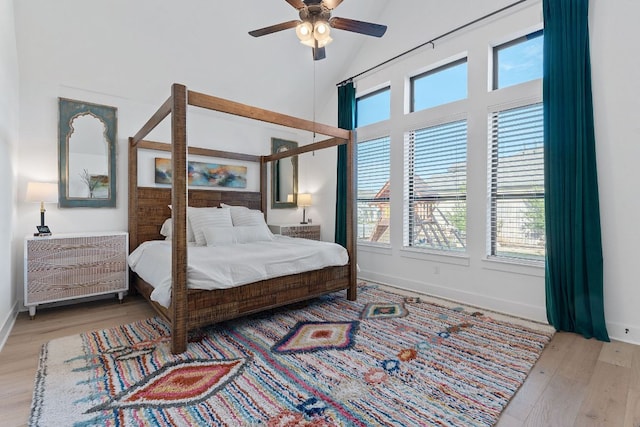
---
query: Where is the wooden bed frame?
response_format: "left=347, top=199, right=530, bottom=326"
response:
left=128, top=83, right=356, bottom=353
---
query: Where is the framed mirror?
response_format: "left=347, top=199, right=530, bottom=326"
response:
left=58, top=98, right=117, bottom=207
left=271, top=138, right=298, bottom=209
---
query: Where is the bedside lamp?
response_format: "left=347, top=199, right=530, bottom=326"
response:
left=298, top=193, right=312, bottom=224
left=26, top=182, right=57, bottom=236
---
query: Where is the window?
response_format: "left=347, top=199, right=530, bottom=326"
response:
left=356, top=87, right=390, bottom=127
left=410, top=59, right=467, bottom=112
left=404, top=120, right=467, bottom=252
left=357, top=136, right=391, bottom=244
left=489, top=103, right=544, bottom=262
left=493, top=30, right=543, bottom=90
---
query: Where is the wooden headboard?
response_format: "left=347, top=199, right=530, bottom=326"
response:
left=129, top=187, right=261, bottom=252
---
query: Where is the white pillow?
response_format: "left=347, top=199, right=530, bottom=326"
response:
left=187, top=207, right=233, bottom=246
left=203, top=227, right=238, bottom=246
left=220, top=203, right=268, bottom=226
left=220, top=203, right=247, bottom=209
left=159, top=218, right=196, bottom=242
left=231, top=209, right=267, bottom=227
left=233, top=224, right=274, bottom=244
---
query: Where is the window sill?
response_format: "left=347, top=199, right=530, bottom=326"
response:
left=357, top=242, right=392, bottom=255
left=399, top=247, right=470, bottom=266
left=482, top=256, right=544, bottom=277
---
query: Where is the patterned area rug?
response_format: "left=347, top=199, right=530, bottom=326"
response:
left=30, top=283, right=554, bottom=426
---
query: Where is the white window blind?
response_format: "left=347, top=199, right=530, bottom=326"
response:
left=404, top=120, right=467, bottom=251
left=489, top=102, right=544, bottom=262
left=357, top=136, right=391, bottom=244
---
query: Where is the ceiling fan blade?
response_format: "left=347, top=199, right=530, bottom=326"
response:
left=312, top=46, right=326, bottom=60
left=285, top=0, right=306, bottom=9
left=248, top=20, right=301, bottom=37
left=329, top=17, right=387, bottom=37
left=322, top=0, right=343, bottom=10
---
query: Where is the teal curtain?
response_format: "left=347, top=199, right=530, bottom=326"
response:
left=335, top=82, right=355, bottom=247
left=543, top=0, right=609, bottom=341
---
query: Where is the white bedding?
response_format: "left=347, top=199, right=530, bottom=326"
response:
left=128, top=235, right=349, bottom=308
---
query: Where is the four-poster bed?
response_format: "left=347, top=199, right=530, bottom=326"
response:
left=128, top=83, right=356, bottom=353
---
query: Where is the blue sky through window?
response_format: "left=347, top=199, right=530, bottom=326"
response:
left=356, top=88, right=390, bottom=127
left=412, top=60, right=467, bottom=112
left=496, top=30, right=543, bottom=89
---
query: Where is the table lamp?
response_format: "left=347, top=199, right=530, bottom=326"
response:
left=298, top=193, right=312, bottom=224
left=26, top=182, right=57, bottom=236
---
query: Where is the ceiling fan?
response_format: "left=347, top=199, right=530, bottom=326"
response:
left=248, top=0, right=387, bottom=60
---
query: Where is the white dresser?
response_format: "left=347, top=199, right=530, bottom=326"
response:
left=24, top=232, right=129, bottom=318
left=268, top=223, right=321, bottom=240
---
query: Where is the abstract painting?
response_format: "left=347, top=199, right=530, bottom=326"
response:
left=154, top=158, right=247, bottom=188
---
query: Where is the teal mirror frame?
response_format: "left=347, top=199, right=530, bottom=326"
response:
left=271, top=138, right=298, bottom=209
left=58, top=98, right=117, bottom=208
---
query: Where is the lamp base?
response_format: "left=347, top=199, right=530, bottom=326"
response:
left=35, top=225, right=52, bottom=236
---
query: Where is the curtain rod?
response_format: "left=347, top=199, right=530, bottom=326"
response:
left=336, top=0, right=529, bottom=87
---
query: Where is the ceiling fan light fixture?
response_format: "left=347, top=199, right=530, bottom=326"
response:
left=296, top=21, right=313, bottom=43
left=313, top=20, right=331, bottom=43
left=316, top=35, right=332, bottom=47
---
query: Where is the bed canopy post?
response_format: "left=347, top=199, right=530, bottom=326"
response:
left=260, top=158, right=268, bottom=215
left=171, top=83, right=189, bottom=354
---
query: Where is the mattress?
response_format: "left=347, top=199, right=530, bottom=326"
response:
left=128, top=235, right=349, bottom=308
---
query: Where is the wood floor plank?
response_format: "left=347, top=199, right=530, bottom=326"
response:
left=599, top=340, right=635, bottom=368
left=556, top=335, right=603, bottom=383
left=624, top=388, right=640, bottom=427
left=501, top=331, right=576, bottom=422
left=574, top=361, right=629, bottom=427
left=522, top=334, right=603, bottom=426
left=523, top=372, right=589, bottom=427
left=631, top=343, right=640, bottom=392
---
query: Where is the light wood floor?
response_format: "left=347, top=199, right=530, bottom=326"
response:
left=1, top=295, right=639, bottom=427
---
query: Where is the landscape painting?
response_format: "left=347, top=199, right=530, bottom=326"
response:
left=154, top=158, right=247, bottom=188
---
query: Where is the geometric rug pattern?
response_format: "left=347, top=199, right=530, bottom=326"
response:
left=360, top=301, right=409, bottom=319
left=272, top=321, right=359, bottom=354
left=30, top=282, right=554, bottom=427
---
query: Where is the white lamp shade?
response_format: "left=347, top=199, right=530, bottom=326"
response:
left=298, top=193, right=312, bottom=207
left=296, top=21, right=313, bottom=44
left=26, top=182, right=58, bottom=203
left=287, top=194, right=294, bottom=203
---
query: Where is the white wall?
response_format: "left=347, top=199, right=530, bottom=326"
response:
left=0, top=0, right=20, bottom=350
left=589, top=0, right=640, bottom=343
left=334, top=0, right=640, bottom=344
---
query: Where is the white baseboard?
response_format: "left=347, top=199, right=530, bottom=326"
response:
left=0, top=301, right=18, bottom=353
left=359, top=271, right=548, bottom=324
left=605, top=320, right=640, bottom=345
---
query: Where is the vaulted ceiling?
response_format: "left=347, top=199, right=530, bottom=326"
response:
left=14, top=0, right=521, bottom=123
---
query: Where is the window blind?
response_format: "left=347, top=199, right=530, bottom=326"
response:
left=488, top=102, right=544, bottom=261
left=357, top=136, right=391, bottom=244
left=404, top=120, right=467, bottom=251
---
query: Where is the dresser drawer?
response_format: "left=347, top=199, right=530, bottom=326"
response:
left=24, top=232, right=128, bottom=317
left=269, top=224, right=321, bottom=240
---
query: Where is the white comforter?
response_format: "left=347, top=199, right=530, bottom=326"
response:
left=128, top=236, right=349, bottom=308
